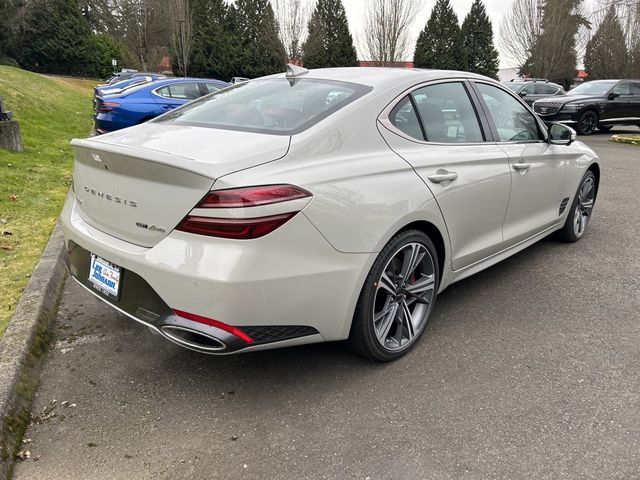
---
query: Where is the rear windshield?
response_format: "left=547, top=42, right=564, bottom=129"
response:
left=154, top=78, right=372, bottom=135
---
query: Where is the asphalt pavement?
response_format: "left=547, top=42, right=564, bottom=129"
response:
left=13, top=128, right=640, bottom=480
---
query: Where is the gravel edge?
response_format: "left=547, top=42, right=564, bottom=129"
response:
left=0, top=222, right=66, bottom=480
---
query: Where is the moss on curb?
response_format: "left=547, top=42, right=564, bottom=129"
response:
left=610, top=134, right=640, bottom=146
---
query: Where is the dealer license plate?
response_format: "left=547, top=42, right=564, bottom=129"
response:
left=88, top=254, right=121, bottom=297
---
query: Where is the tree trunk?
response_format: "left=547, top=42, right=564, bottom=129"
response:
left=0, top=121, right=24, bottom=152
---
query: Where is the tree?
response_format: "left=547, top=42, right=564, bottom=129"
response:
left=302, top=0, right=358, bottom=69
left=271, top=0, right=310, bottom=62
left=170, top=0, right=194, bottom=76
left=80, top=0, right=171, bottom=71
left=362, top=0, right=422, bottom=66
left=520, top=0, right=590, bottom=88
left=499, top=0, right=543, bottom=70
left=17, top=0, right=97, bottom=76
left=94, top=34, right=133, bottom=78
left=413, top=0, right=465, bottom=70
left=461, top=0, right=499, bottom=78
left=233, top=0, right=287, bottom=78
left=584, top=5, right=629, bottom=79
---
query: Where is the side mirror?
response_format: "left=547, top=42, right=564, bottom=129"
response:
left=608, top=92, right=620, bottom=100
left=548, top=122, right=576, bottom=145
left=519, top=91, right=527, bottom=97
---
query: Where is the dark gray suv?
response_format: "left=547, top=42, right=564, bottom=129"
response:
left=504, top=79, right=565, bottom=106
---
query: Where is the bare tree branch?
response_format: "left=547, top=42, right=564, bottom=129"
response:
left=271, top=0, right=311, bottom=61
left=499, top=0, right=543, bottom=68
left=170, top=0, right=194, bottom=76
left=361, top=0, right=422, bottom=66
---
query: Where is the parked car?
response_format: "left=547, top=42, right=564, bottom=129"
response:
left=231, top=77, right=250, bottom=84
left=93, top=75, right=166, bottom=112
left=533, top=79, right=640, bottom=134
left=95, top=74, right=166, bottom=98
left=94, top=77, right=229, bottom=134
left=504, top=79, right=565, bottom=105
left=105, top=69, right=163, bottom=85
left=63, top=67, right=600, bottom=361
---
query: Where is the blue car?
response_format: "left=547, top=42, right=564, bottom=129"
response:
left=94, top=77, right=229, bottom=134
left=95, top=74, right=167, bottom=97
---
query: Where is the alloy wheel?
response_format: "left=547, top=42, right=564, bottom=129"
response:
left=573, top=176, right=595, bottom=238
left=372, top=242, right=436, bottom=351
left=578, top=111, right=597, bottom=135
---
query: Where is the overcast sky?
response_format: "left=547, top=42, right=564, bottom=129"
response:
left=337, top=0, right=516, bottom=68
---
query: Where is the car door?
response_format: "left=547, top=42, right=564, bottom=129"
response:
left=533, top=82, right=562, bottom=102
left=518, top=83, right=536, bottom=105
left=472, top=82, right=566, bottom=245
left=630, top=82, right=640, bottom=122
left=606, top=81, right=633, bottom=120
left=378, top=81, right=512, bottom=270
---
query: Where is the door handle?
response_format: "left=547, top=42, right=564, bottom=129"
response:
left=427, top=170, right=458, bottom=183
left=513, top=162, right=531, bottom=172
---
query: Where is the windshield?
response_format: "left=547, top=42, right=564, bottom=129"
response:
left=505, top=83, right=524, bottom=92
left=154, top=78, right=372, bottom=135
left=568, top=81, right=618, bottom=96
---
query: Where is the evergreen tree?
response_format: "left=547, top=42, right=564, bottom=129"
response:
left=17, top=0, right=97, bottom=76
left=413, top=0, right=465, bottom=70
left=188, top=0, right=238, bottom=81
left=233, top=0, right=287, bottom=78
left=302, top=0, right=358, bottom=69
left=521, top=0, right=589, bottom=88
left=584, top=5, right=629, bottom=80
left=460, top=0, right=499, bottom=78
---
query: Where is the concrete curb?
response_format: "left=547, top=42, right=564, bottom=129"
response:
left=0, top=222, right=66, bottom=480
left=610, top=135, right=640, bottom=146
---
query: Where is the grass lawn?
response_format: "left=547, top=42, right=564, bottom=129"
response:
left=614, top=134, right=640, bottom=145
left=0, top=66, right=95, bottom=336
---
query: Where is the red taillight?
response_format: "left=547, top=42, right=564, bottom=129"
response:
left=173, top=309, right=254, bottom=344
left=176, top=184, right=311, bottom=239
left=177, top=212, right=296, bottom=239
left=98, top=101, right=120, bottom=113
left=198, top=185, right=311, bottom=208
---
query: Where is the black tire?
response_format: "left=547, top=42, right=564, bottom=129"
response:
left=576, top=110, right=598, bottom=135
left=557, top=171, right=596, bottom=243
left=349, top=230, right=439, bottom=362
left=597, top=124, right=612, bottom=132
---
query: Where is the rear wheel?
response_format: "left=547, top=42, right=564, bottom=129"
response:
left=557, top=171, right=596, bottom=242
left=349, top=230, right=438, bottom=361
left=576, top=110, right=598, bottom=135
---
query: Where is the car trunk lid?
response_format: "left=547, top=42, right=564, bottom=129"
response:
left=71, top=123, right=291, bottom=247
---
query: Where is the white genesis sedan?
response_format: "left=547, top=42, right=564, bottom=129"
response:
left=61, top=66, right=600, bottom=361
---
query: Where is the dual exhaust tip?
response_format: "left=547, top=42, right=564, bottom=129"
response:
left=160, top=325, right=228, bottom=353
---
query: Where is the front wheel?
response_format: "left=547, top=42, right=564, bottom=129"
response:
left=557, top=171, right=596, bottom=242
left=349, top=230, right=439, bottom=361
left=576, top=110, right=598, bottom=135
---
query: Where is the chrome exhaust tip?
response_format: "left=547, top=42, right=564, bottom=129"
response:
left=160, top=325, right=227, bottom=352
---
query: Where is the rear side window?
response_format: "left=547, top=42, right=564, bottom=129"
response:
left=476, top=83, right=543, bottom=142
left=632, top=83, right=640, bottom=95
left=535, top=83, right=560, bottom=95
left=155, top=78, right=372, bottom=135
left=389, top=96, right=424, bottom=140
left=156, top=83, right=203, bottom=100
left=412, top=83, right=484, bottom=143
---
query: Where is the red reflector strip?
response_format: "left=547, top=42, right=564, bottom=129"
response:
left=176, top=212, right=297, bottom=239
left=173, top=309, right=254, bottom=344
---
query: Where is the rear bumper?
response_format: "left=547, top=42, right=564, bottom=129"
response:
left=61, top=192, right=373, bottom=353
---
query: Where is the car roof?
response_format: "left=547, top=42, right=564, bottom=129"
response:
left=268, top=67, right=492, bottom=90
